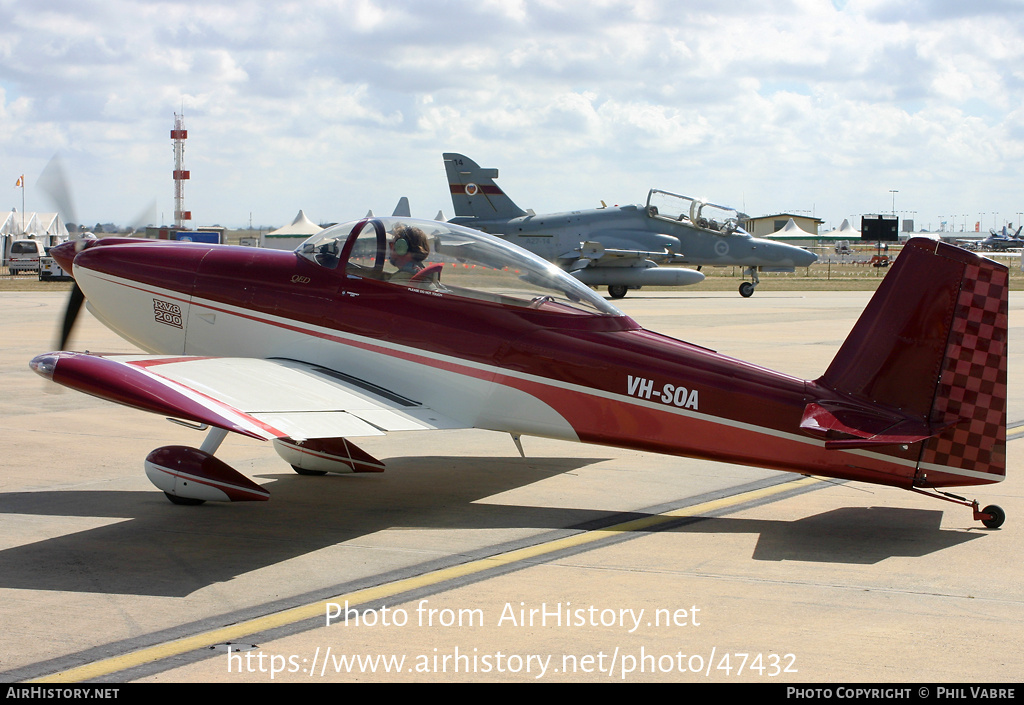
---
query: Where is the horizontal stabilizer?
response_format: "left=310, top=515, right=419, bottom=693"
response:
left=800, top=401, right=959, bottom=450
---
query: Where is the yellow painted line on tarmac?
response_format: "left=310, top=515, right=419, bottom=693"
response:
left=31, top=475, right=822, bottom=683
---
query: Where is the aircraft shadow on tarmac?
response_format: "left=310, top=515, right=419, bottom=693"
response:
left=0, top=455, right=607, bottom=597
left=0, top=456, right=984, bottom=596
left=665, top=507, right=982, bottom=565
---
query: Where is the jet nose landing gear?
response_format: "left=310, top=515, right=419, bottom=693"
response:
left=739, top=267, right=760, bottom=297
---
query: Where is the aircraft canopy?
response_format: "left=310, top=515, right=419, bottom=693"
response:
left=646, top=189, right=750, bottom=236
left=298, top=217, right=622, bottom=316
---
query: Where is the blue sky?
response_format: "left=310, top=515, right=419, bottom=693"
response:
left=2, top=0, right=1022, bottom=232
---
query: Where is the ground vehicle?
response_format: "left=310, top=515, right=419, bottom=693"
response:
left=38, top=253, right=72, bottom=280
left=7, top=239, right=44, bottom=275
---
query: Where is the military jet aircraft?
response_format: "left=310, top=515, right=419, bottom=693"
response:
left=978, top=225, right=1024, bottom=251
left=443, top=153, right=817, bottom=298
left=31, top=218, right=1007, bottom=527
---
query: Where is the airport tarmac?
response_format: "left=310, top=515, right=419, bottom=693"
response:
left=0, top=290, right=1021, bottom=684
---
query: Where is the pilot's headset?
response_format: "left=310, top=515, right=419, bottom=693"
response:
left=392, top=225, right=429, bottom=261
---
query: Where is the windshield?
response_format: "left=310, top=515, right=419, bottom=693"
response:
left=12, top=241, right=39, bottom=254
left=298, top=217, right=621, bottom=316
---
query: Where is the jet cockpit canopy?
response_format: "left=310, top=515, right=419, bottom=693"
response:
left=646, top=189, right=751, bottom=237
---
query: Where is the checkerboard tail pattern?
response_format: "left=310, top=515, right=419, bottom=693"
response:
left=919, top=259, right=1008, bottom=481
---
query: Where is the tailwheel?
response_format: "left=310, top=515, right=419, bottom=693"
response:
left=980, top=504, right=1005, bottom=529
left=911, top=487, right=1006, bottom=528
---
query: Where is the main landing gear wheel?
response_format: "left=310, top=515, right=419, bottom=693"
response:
left=164, top=492, right=205, bottom=506
left=608, top=284, right=628, bottom=299
left=739, top=281, right=755, bottom=298
left=981, top=504, right=1005, bottom=529
left=291, top=465, right=328, bottom=476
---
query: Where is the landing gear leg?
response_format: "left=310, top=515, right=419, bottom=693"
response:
left=200, top=426, right=229, bottom=455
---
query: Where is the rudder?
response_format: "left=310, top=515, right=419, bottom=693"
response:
left=817, top=238, right=1007, bottom=486
left=918, top=247, right=1008, bottom=486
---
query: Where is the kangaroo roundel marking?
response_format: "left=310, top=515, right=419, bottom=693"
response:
left=714, top=240, right=729, bottom=256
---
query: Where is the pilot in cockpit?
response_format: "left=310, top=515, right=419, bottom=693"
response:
left=387, top=224, right=432, bottom=283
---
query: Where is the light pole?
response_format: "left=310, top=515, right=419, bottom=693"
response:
left=889, top=190, right=898, bottom=216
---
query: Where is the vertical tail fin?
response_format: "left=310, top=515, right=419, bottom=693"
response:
left=818, top=238, right=1007, bottom=486
left=443, top=153, right=527, bottom=219
left=391, top=197, right=411, bottom=218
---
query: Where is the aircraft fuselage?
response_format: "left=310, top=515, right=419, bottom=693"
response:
left=451, top=205, right=816, bottom=269
left=63, top=236, right=988, bottom=492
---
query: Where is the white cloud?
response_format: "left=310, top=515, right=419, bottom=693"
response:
left=0, top=0, right=1020, bottom=231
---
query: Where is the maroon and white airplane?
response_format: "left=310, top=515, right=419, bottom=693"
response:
left=32, top=217, right=1007, bottom=527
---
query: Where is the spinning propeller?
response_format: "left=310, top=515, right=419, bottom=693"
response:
left=37, top=155, right=86, bottom=351
left=37, top=154, right=156, bottom=350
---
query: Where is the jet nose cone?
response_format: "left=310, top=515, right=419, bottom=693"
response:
left=764, top=240, right=817, bottom=267
left=795, top=248, right=818, bottom=267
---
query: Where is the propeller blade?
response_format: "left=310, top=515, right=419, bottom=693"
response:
left=37, top=154, right=78, bottom=227
left=57, top=282, right=85, bottom=350
left=127, top=199, right=157, bottom=234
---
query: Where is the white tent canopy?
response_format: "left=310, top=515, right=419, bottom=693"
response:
left=261, top=210, right=323, bottom=250
left=766, top=218, right=814, bottom=240
left=821, top=218, right=861, bottom=238
left=1, top=210, right=69, bottom=240
left=268, top=210, right=322, bottom=236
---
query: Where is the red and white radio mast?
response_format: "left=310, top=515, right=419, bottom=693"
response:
left=171, top=112, right=191, bottom=228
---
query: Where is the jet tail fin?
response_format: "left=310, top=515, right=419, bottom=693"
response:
left=392, top=197, right=411, bottom=218
left=443, top=153, right=527, bottom=219
left=816, top=238, right=1007, bottom=485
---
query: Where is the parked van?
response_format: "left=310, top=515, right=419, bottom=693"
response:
left=7, top=239, right=43, bottom=275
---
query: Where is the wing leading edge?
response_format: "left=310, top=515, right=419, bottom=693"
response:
left=30, top=353, right=464, bottom=441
